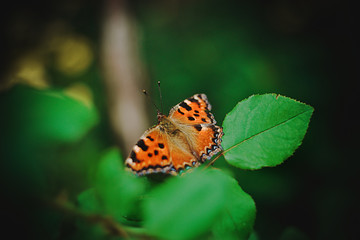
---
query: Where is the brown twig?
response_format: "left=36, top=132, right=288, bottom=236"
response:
left=49, top=197, right=130, bottom=238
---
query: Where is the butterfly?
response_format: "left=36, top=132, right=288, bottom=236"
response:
left=125, top=93, right=223, bottom=176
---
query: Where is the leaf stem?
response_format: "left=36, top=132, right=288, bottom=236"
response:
left=205, top=149, right=229, bottom=168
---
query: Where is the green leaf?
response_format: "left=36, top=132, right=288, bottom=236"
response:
left=248, top=232, right=260, bottom=240
left=95, top=148, right=145, bottom=221
left=5, top=86, right=99, bottom=143
left=143, top=169, right=226, bottom=240
left=30, top=93, right=98, bottom=143
left=143, top=169, right=254, bottom=240
left=77, top=188, right=102, bottom=214
left=0, top=85, right=99, bottom=197
left=222, top=94, right=313, bottom=169
left=212, top=172, right=256, bottom=240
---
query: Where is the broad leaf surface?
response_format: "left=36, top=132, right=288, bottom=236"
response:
left=1, top=86, right=99, bottom=143
left=77, top=188, right=101, bottom=214
left=95, top=148, right=145, bottom=221
left=212, top=172, right=256, bottom=240
left=143, top=169, right=231, bottom=240
left=0, top=86, right=98, bottom=197
left=222, top=94, right=313, bottom=169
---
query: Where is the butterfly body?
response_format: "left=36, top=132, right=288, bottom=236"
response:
left=157, top=115, right=179, bottom=134
left=125, top=94, right=223, bottom=176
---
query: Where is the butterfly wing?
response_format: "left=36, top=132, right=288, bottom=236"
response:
left=167, top=133, right=199, bottom=173
left=125, top=124, right=198, bottom=175
left=168, top=93, right=216, bottom=125
left=188, top=124, right=224, bottom=163
left=125, top=126, right=173, bottom=176
left=169, top=93, right=224, bottom=164
left=126, top=93, right=224, bottom=176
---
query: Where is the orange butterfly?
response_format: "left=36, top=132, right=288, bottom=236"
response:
left=125, top=94, right=223, bottom=176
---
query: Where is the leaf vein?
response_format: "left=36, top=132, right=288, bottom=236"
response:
left=224, top=108, right=312, bottom=154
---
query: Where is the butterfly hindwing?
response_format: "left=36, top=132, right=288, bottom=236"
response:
left=191, top=124, right=224, bottom=163
left=168, top=139, right=199, bottom=173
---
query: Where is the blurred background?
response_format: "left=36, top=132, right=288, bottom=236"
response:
left=0, top=0, right=358, bottom=239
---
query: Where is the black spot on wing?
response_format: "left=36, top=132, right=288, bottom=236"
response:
left=180, top=101, right=192, bottom=111
left=188, top=97, right=200, bottom=107
left=154, top=150, right=159, bottom=155
left=158, top=143, right=164, bottom=149
left=130, top=151, right=140, bottom=163
left=194, top=125, right=202, bottom=131
left=177, top=109, right=185, bottom=115
left=200, top=153, right=207, bottom=163
left=211, top=145, right=218, bottom=151
left=188, top=116, right=195, bottom=121
left=188, top=97, right=197, bottom=102
left=201, top=118, right=207, bottom=122
left=211, top=125, right=222, bottom=138
left=209, top=125, right=217, bottom=131
left=136, top=139, right=148, bottom=151
left=146, top=135, right=154, bottom=141
left=162, top=155, right=168, bottom=160
left=206, top=111, right=214, bottom=121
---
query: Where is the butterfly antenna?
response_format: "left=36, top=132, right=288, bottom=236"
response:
left=142, top=89, right=161, bottom=114
left=157, top=81, right=164, bottom=113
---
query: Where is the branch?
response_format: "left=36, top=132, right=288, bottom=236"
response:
left=101, top=0, right=149, bottom=154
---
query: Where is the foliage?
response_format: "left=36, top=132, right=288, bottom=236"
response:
left=222, top=94, right=313, bottom=169
left=72, top=93, right=312, bottom=240
left=1, top=85, right=312, bottom=239
left=2, top=0, right=357, bottom=238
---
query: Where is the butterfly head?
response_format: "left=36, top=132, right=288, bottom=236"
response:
left=157, top=111, right=165, bottom=123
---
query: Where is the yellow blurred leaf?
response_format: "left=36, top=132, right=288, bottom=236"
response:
left=11, top=54, right=49, bottom=89
left=54, top=35, right=94, bottom=75
left=64, top=82, right=93, bottom=108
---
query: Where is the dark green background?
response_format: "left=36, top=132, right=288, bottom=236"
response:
left=1, top=0, right=358, bottom=239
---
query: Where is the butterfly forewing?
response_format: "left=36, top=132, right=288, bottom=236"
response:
left=125, top=127, right=172, bottom=175
left=169, top=94, right=216, bottom=125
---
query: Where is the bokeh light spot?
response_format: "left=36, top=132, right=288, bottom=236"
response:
left=12, top=55, right=48, bottom=89
left=64, top=82, right=94, bottom=108
left=53, top=35, right=94, bottom=76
